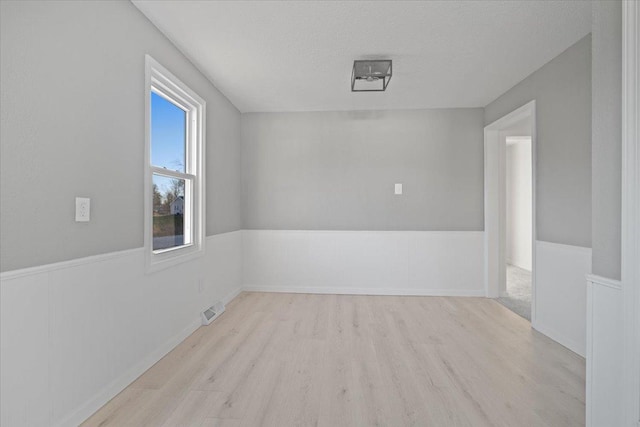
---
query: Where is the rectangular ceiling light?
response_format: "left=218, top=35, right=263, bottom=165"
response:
left=351, top=60, right=392, bottom=92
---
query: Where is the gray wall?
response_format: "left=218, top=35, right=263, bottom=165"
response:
left=484, top=35, right=592, bottom=248
left=0, top=0, right=242, bottom=272
left=592, top=0, right=622, bottom=280
left=242, top=109, right=484, bottom=231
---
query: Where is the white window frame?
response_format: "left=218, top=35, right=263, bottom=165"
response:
left=145, top=55, right=205, bottom=272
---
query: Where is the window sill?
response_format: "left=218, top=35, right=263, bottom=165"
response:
left=145, top=243, right=203, bottom=274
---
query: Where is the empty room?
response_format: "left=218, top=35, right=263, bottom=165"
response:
left=1, top=1, right=639, bottom=426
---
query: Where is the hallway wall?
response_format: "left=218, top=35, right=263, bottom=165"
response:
left=485, top=35, right=592, bottom=357
left=485, top=35, right=592, bottom=249
left=506, top=137, right=533, bottom=271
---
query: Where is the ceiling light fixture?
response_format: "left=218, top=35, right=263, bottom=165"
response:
left=351, top=59, right=392, bottom=92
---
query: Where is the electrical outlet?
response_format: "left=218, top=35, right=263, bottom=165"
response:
left=75, top=197, right=90, bottom=222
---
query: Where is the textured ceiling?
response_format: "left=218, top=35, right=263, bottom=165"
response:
left=132, top=0, right=591, bottom=113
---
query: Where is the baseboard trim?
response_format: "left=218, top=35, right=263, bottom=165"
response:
left=222, top=286, right=244, bottom=306
left=242, top=285, right=484, bottom=297
left=54, top=318, right=201, bottom=427
left=532, top=320, right=585, bottom=358
left=242, top=229, right=485, bottom=236
left=57, top=286, right=244, bottom=427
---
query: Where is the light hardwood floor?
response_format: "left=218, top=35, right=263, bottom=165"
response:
left=83, top=292, right=585, bottom=427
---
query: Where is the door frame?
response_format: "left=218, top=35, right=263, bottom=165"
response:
left=622, top=1, right=639, bottom=424
left=483, top=100, right=537, bottom=325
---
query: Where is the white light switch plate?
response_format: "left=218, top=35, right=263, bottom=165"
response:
left=75, top=197, right=90, bottom=222
left=394, top=183, right=403, bottom=195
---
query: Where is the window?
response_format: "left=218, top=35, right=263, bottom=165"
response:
left=145, top=55, right=205, bottom=270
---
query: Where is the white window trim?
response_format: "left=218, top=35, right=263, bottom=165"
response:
left=144, top=55, right=206, bottom=273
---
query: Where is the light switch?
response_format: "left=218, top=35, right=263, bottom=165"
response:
left=394, top=183, right=403, bottom=195
left=75, top=197, right=90, bottom=222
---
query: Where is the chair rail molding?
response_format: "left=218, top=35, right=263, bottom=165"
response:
left=586, top=274, right=623, bottom=291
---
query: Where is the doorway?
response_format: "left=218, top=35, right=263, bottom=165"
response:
left=484, top=101, right=536, bottom=324
left=498, top=135, right=532, bottom=319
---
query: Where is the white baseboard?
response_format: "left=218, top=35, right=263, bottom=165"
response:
left=532, top=320, right=585, bottom=357
left=242, top=285, right=485, bottom=297
left=242, top=230, right=485, bottom=296
left=0, top=230, right=244, bottom=427
left=222, top=285, right=244, bottom=305
left=54, top=318, right=202, bottom=427
left=54, top=280, right=245, bottom=427
left=55, top=281, right=246, bottom=427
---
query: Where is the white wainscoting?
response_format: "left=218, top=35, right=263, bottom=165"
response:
left=534, top=240, right=592, bottom=357
left=586, top=274, right=624, bottom=427
left=2, top=229, right=594, bottom=426
left=242, top=230, right=485, bottom=296
left=0, top=231, right=243, bottom=427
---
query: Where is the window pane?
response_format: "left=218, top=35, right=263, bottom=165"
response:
left=152, top=174, right=186, bottom=251
left=151, top=92, right=186, bottom=172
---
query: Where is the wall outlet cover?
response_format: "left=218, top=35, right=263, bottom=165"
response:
left=75, top=197, right=90, bottom=222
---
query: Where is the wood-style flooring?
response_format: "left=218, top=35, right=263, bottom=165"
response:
left=82, top=292, right=585, bottom=427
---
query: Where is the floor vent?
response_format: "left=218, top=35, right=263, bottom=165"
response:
left=201, top=301, right=225, bottom=326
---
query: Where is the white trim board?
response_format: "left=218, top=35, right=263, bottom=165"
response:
left=54, top=317, right=202, bottom=427
left=534, top=322, right=586, bottom=358
left=56, top=277, right=243, bottom=427
left=483, top=100, right=537, bottom=326
left=0, top=247, right=144, bottom=281
left=586, top=273, right=623, bottom=290
left=536, top=239, right=592, bottom=255
left=58, top=285, right=244, bottom=427
left=0, top=231, right=243, bottom=281
left=586, top=274, right=624, bottom=427
left=622, top=1, right=640, bottom=424
left=242, top=230, right=485, bottom=296
left=242, top=286, right=485, bottom=297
